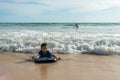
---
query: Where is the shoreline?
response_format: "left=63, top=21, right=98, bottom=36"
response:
left=0, top=52, right=120, bottom=80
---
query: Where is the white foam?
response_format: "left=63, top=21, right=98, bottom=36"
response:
left=0, top=30, right=120, bottom=55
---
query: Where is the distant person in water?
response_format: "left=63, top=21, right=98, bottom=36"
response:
left=33, top=43, right=61, bottom=62
left=75, top=24, right=79, bottom=29
left=73, top=24, right=79, bottom=30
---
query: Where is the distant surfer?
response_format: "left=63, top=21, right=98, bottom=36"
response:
left=75, top=24, right=79, bottom=29
left=73, top=24, right=79, bottom=30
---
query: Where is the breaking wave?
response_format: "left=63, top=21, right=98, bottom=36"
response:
left=0, top=30, right=120, bottom=55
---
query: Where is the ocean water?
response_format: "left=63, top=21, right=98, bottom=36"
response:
left=0, top=23, right=120, bottom=55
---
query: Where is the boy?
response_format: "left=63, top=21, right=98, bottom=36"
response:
left=33, top=43, right=60, bottom=62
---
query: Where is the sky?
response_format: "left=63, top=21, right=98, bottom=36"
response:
left=0, top=0, right=120, bottom=23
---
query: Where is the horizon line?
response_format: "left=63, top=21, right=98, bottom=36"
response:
left=0, top=22, right=120, bottom=24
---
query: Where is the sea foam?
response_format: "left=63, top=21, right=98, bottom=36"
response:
left=0, top=30, right=120, bottom=55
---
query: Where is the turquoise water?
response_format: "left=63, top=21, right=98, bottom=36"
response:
left=0, top=23, right=120, bottom=54
left=0, top=23, right=120, bottom=33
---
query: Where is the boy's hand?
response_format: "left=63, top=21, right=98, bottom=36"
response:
left=57, top=57, right=62, bottom=60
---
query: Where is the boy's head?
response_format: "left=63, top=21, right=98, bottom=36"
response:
left=41, top=43, right=48, bottom=53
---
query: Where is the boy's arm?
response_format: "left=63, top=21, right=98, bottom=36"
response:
left=33, top=51, right=41, bottom=60
left=52, top=54, right=61, bottom=60
left=49, top=51, right=61, bottom=59
left=34, top=53, right=40, bottom=59
left=51, top=54, right=57, bottom=58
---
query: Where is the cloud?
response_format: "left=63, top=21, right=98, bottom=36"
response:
left=71, top=0, right=120, bottom=13
left=1, top=0, right=120, bottom=16
left=0, top=0, right=120, bottom=22
left=0, top=3, right=47, bottom=16
left=38, top=0, right=120, bottom=13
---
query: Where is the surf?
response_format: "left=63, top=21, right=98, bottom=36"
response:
left=0, top=30, right=120, bottom=55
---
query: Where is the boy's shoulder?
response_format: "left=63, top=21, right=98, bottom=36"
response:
left=46, top=50, right=52, bottom=54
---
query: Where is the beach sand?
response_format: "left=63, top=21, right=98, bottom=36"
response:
left=0, top=52, right=120, bottom=80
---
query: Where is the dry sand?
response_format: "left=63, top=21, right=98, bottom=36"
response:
left=0, top=52, right=120, bottom=80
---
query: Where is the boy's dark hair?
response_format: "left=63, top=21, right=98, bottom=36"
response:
left=41, top=43, right=47, bottom=48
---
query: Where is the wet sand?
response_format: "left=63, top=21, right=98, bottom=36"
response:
left=0, top=52, right=120, bottom=80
